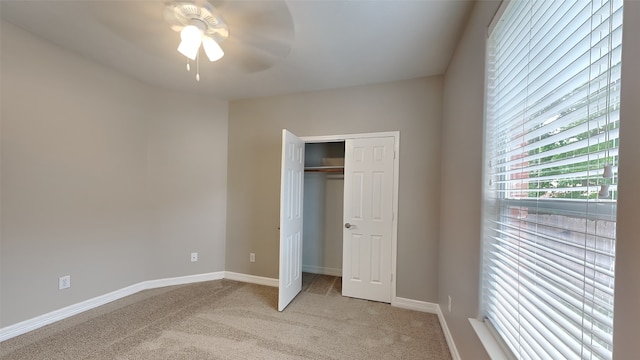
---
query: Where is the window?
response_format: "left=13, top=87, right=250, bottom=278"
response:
left=482, top=0, right=623, bottom=358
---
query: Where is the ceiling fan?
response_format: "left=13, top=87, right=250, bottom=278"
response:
left=0, top=0, right=295, bottom=88
left=164, top=2, right=228, bottom=63
left=162, top=0, right=295, bottom=81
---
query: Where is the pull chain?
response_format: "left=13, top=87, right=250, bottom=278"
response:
left=196, top=51, right=200, bottom=82
left=186, top=57, right=190, bottom=72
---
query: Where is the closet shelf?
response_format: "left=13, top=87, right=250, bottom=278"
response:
left=304, top=166, right=344, bottom=173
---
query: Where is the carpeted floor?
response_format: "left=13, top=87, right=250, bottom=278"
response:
left=0, top=273, right=451, bottom=359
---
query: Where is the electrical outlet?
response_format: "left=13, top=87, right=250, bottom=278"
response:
left=191, top=252, right=198, bottom=262
left=448, top=295, right=452, bottom=313
left=59, top=275, right=71, bottom=290
left=250, top=253, right=256, bottom=263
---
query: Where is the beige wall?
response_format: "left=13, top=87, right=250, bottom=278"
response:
left=612, top=2, right=640, bottom=358
left=146, top=90, right=228, bottom=280
left=0, top=22, right=228, bottom=327
left=439, top=2, right=499, bottom=358
left=440, top=1, right=640, bottom=359
left=302, top=172, right=344, bottom=274
left=227, top=77, right=443, bottom=301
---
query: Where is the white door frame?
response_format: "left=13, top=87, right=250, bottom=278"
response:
left=300, top=131, right=400, bottom=303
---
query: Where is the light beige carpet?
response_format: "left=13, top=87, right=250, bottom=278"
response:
left=0, top=274, right=451, bottom=359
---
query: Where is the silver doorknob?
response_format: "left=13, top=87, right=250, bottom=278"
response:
left=345, top=223, right=352, bottom=229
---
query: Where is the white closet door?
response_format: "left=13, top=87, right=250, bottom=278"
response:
left=278, top=129, right=305, bottom=311
left=342, top=136, right=394, bottom=303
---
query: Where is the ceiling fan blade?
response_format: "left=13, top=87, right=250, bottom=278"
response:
left=213, top=0, right=294, bottom=33
left=230, top=28, right=293, bottom=59
left=211, top=0, right=295, bottom=71
left=86, top=2, right=180, bottom=59
left=163, top=5, right=184, bottom=31
left=217, top=35, right=280, bottom=73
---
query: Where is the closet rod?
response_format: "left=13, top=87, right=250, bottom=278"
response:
left=304, top=166, right=344, bottom=173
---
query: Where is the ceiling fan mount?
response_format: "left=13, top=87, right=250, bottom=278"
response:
left=164, top=1, right=229, bottom=42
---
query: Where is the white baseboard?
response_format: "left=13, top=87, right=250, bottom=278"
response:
left=301, top=265, right=342, bottom=277
left=0, top=271, right=226, bottom=342
left=145, top=272, right=225, bottom=289
left=1, top=271, right=460, bottom=360
left=391, top=297, right=460, bottom=360
left=392, top=297, right=439, bottom=313
left=223, top=271, right=278, bottom=287
left=438, top=308, right=461, bottom=360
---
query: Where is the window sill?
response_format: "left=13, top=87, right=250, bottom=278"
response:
left=469, top=318, right=512, bottom=360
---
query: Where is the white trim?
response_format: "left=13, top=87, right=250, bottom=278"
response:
left=469, top=318, right=513, bottom=360
left=300, top=131, right=400, bottom=306
left=1, top=271, right=281, bottom=342
left=438, top=308, right=461, bottom=360
left=488, top=0, right=510, bottom=36
left=392, top=297, right=439, bottom=313
left=301, top=265, right=342, bottom=277
left=0, top=271, right=225, bottom=342
left=144, top=272, right=225, bottom=289
left=390, top=298, right=460, bottom=360
left=390, top=132, right=400, bottom=303
left=0, top=282, right=144, bottom=342
left=299, top=131, right=400, bottom=143
left=224, top=271, right=278, bottom=287
left=0, top=272, right=461, bottom=360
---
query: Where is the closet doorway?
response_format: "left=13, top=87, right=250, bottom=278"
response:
left=278, top=131, right=399, bottom=311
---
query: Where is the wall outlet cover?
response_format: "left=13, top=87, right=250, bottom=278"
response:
left=59, top=275, right=71, bottom=290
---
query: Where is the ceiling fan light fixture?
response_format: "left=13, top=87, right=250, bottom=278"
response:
left=202, top=36, right=224, bottom=62
left=164, top=1, right=230, bottom=80
left=177, top=25, right=202, bottom=60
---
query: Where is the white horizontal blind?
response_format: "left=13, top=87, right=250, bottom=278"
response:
left=482, top=0, right=623, bottom=359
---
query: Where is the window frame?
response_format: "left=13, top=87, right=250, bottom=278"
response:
left=478, top=0, right=622, bottom=358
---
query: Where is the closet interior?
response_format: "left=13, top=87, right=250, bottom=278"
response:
left=302, top=141, right=345, bottom=277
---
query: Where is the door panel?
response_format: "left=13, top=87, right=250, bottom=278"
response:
left=372, top=172, right=384, bottom=220
left=278, top=130, right=304, bottom=311
left=351, top=172, right=364, bottom=220
left=342, top=136, right=394, bottom=303
left=371, top=235, right=382, bottom=283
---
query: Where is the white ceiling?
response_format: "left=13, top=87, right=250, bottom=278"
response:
left=0, top=0, right=473, bottom=100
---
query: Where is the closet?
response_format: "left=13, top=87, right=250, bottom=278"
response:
left=278, top=130, right=399, bottom=311
left=302, top=141, right=346, bottom=277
